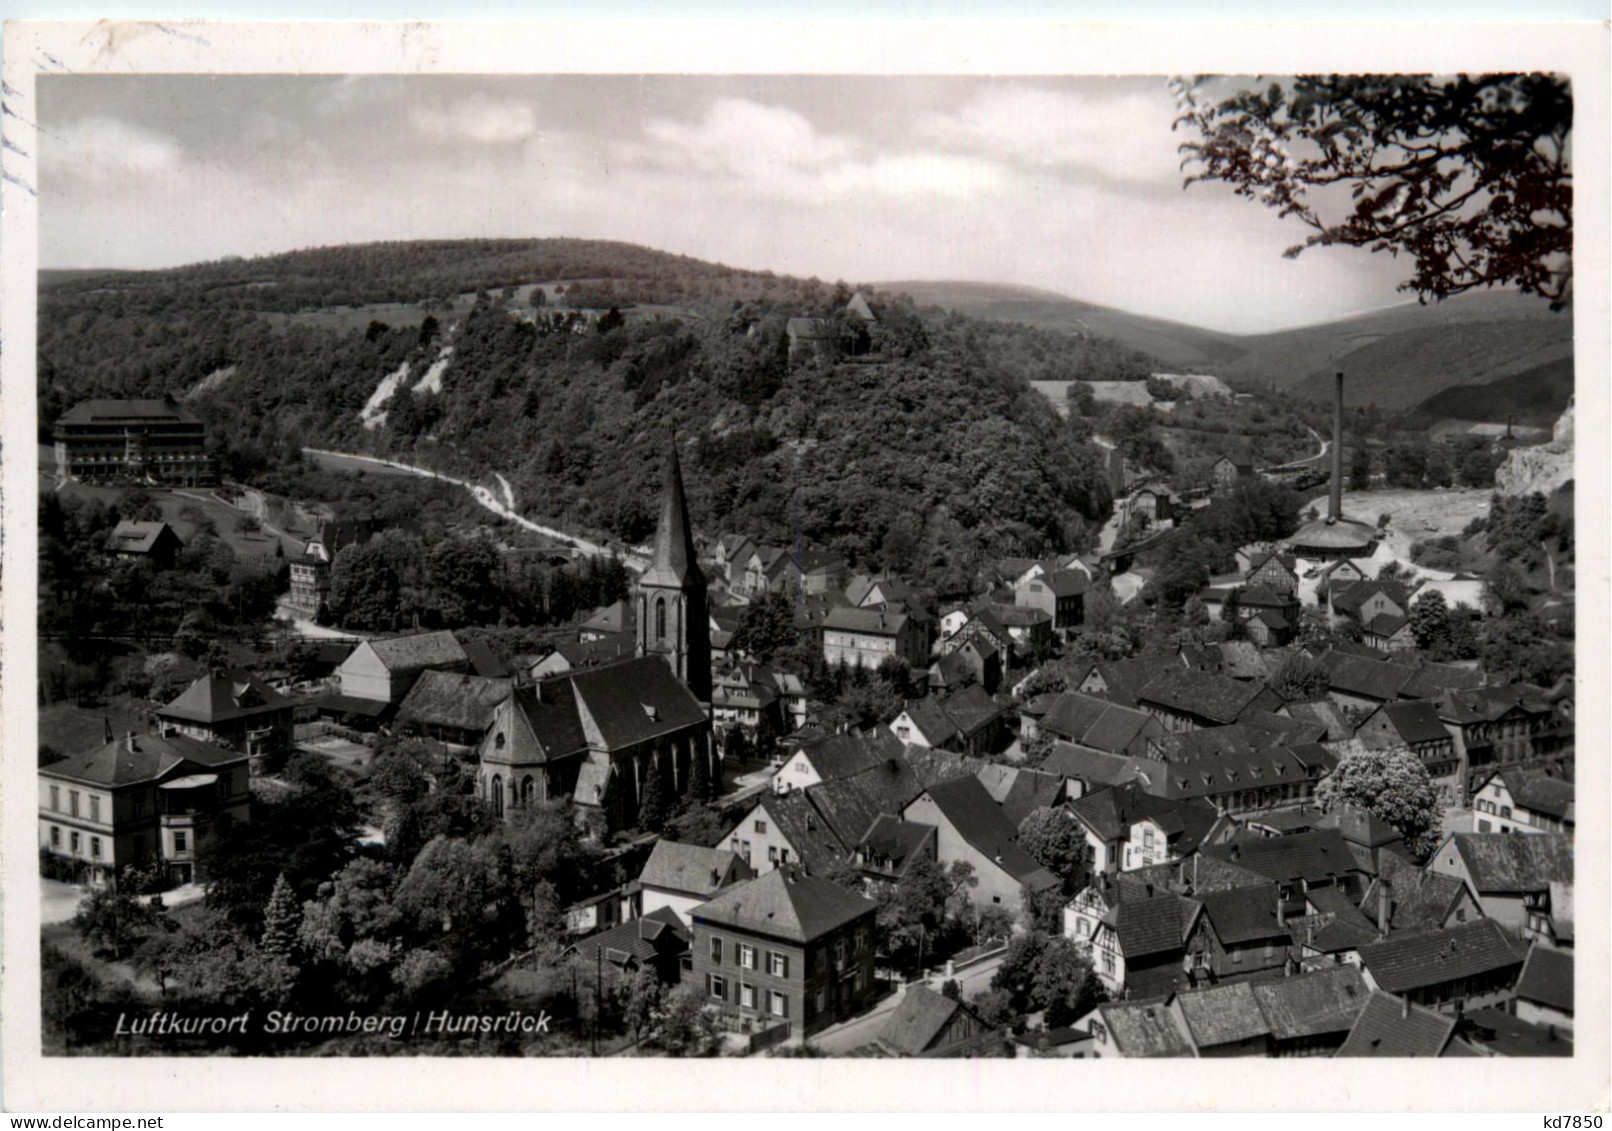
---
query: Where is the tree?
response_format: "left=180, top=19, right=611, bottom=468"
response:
left=328, top=541, right=403, bottom=631
left=1316, top=748, right=1442, bottom=860
left=687, top=743, right=715, bottom=804
left=1176, top=75, right=1573, bottom=307
left=74, top=880, right=158, bottom=960
left=657, top=985, right=716, bottom=1057
left=424, top=538, right=503, bottom=626
left=1021, top=881, right=1068, bottom=936
left=623, top=966, right=665, bottom=1044
left=1270, top=653, right=1330, bottom=701
left=637, top=755, right=671, bottom=833
left=729, top=589, right=797, bottom=663
left=991, top=929, right=1049, bottom=1015
left=260, top=872, right=302, bottom=965
left=1030, top=935, right=1106, bottom=1028
left=1407, top=590, right=1454, bottom=655
left=1016, top=807, right=1089, bottom=892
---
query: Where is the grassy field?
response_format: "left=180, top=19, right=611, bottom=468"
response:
left=53, top=474, right=305, bottom=564
left=1352, top=487, right=1494, bottom=559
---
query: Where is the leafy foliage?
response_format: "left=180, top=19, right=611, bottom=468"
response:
left=1316, top=748, right=1442, bottom=859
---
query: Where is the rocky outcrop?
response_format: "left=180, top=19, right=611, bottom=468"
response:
left=1496, top=396, right=1574, bottom=496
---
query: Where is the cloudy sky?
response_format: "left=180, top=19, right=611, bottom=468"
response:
left=38, top=74, right=1417, bottom=334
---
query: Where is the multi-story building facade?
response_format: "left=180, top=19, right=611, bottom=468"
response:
left=689, top=868, right=879, bottom=1040
left=53, top=398, right=216, bottom=487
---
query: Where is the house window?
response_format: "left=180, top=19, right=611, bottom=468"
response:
left=769, top=991, right=788, bottom=1018
left=755, top=820, right=768, bottom=834
left=769, top=952, right=788, bottom=977
left=709, top=936, right=723, bottom=963
left=50, top=826, right=61, bottom=849
left=708, top=974, right=728, bottom=1001
left=71, top=831, right=81, bottom=854
left=1456, top=908, right=1468, bottom=923
left=90, top=837, right=102, bottom=860
left=90, top=796, right=101, bottom=823
left=814, top=988, right=826, bottom=1014
left=1091, top=1019, right=1107, bottom=1043
left=739, top=944, right=756, bottom=970
left=741, top=839, right=751, bottom=859
left=174, top=831, right=188, bottom=853
left=1102, top=952, right=1114, bottom=974
left=768, top=846, right=779, bottom=865
left=835, top=938, right=847, bottom=964
left=779, top=848, right=790, bottom=864
left=49, top=785, right=59, bottom=812
left=740, top=983, right=756, bottom=1010
left=70, top=791, right=80, bottom=818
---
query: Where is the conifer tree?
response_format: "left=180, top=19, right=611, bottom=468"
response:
left=260, top=872, right=302, bottom=965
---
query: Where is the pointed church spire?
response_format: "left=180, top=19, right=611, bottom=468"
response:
left=642, top=432, right=704, bottom=590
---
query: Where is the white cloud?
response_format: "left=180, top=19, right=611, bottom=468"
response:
left=918, top=85, right=1186, bottom=186
left=51, top=116, right=181, bottom=182
left=410, top=94, right=538, bottom=144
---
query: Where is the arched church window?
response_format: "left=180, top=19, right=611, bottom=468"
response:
left=491, top=774, right=504, bottom=818
left=656, top=597, right=667, bottom=641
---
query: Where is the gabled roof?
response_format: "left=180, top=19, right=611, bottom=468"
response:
left=1397, top=662, right=1485, bottom=700
left=1443, top=833, right=1574, bottom=894
left=1476, top=769, right=1576, bottom=822
left=157, top=670, right=289, bottom=724
left=363, top=630, right=468, bottom=674
left=543, top=635, right=636, bottom=671
left=902, top=744, right=988, bottom=789
left=1513, top=943, right=1573, bottom=1013
left=1109, top=892, right=1201, bottom=958
left=916, top=775, right=1059, bottom=890
left=900, top=700, right=960, bottom=748
left=1137, top=668, right=1265, bottom=725
left=999, top=769, right=1064, bottom=827
left=845, top=571, right=917, bottom=607
left=1360, top=855, right=1471, bottom=934
left=1363, top=612, right=1409, bottom=638
left=567, top=656, right=710, bottom=749
left=1082, top=657, right=1159, bottom=707
left=1094, top=999, right=1195, bottom=1058
left=878, top=985, right=984, bottom=1056
left=41, top=731, right=245, bottom=788
left=938, top=684, right=1006, bottom=738
left=1042, top=692, right=1158, bottom=754
left=1199, top=885, right=1288, bottom=945
left=1251, top=965, right=1369, bottom=1040
left=105, top=520, right=182, bottom=555
left=1336, top=992, right=1457, bottom=1057
left=1373, top=700, right=1451, bottom=745
left=1319, top=804, right=1405, bottom=850
left=1159, top=746, right=1339, bottom=806
left=856, top=814, right=936, bottom=878
left=1068, top=784, right=1220, bottom=852
left=825, top=605, right=910, bottom=636
left=1173, top=981, right=1270, bottom=1048
left=1356, top=919, right=1525, bottom=993
left=396, top=669, right=513, bottom=733
left=692, top=867, right=875, bottom=944
left=797, top=729, right=902, bottom=782
left=1216, top=641, right=1274, bottom=682
left=1205, top=828, right=1359, bottom=885
left=804, top=760, right=925, bottom=845
left=1282, top=698, right=1355, bottom=742
left=746, top=790, right=849, bottom=874
left=460, top=638, right=512, bottom=679
left=1042, top=742, right=1151, bottom=791
left=1437, top=683, right=1553, bottom=725
left=1317, top=651, right=1415, bottom=702
left=58, top=397, right=200, bottom=425
left=569, top=907, right=691, bottom=965
left=639, top=840, right=750, bottom=899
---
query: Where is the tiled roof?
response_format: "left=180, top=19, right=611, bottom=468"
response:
left=1513, top=943, right=1573, bottom=1013
left=1282, top=699, right=1355, bottom=741
left=902, top=700, right=961, bottom=748
left=692, top=867, right=875, bottom=944
left=824, top=606, right=909, bottom=635
left=901, top=744, right=987, bottom=789
left=804, top=760, right=925, bottom=845
left=1217, top=641, right=1273, bottom=681
left=1068, top=784, right=1220, bottom=851
left=1459, top=1007, right=1574, bottom=1058
left=1364, top=612, right=1409, bottom=638
left=1447, top=833, right=1574, bottom=894
left=1361, top=855, right=1470, bottom=933
left=363, top=630, right=468, bottom=674
left=396, top=670, right=512, bottom=734
left=545, top=635, right=635, bottom=671
left=855, top=814, right=936, bottom=877
left=1336, top=992, right=1456, bottom=1057
left=1356, top=919, right=1525, bottom=994
left=1251, top=965, right=1369, bottom=1040
left=157, top=670, right=289, bottom=725
left=1110, top=891, right=1201, bottom=958
left=1502, top=771, right=1576, bottom=821
left=1319, top=804, right=1405, bottom=850
left=569, top=907, right=690, bottom=965
left=799, top=730, right=901, bottom=782
left=1096, top=999, right=1195, bottom=1057
left=747, top=791, right=849, bottom=874
left=41, top=732, right=245, bottom=788
left=1398, top=662, right=1485, bottom=701
left=1199, top=885, right=1288, bottom=945
left=105, top=520, right=181, bottom=555
left=58, top=398, right=200, bottom=424
left=1317, top=651, right=1415, bottom=702
left=1304, top=884, right=1377, bottom=934
left=1041, top=742, right=1151, bottom=790
left=918, top=775, right=1058, bottom=890
left=459, top=638, right=512, bottom=679
left=1376, top=700, right=1452, bottom=745
left=639, top=840, right=750, bottom=899
left=1159, top=746, right=1338, bottom=806
left=1205, top=828, right=1359, bottom=884
left=1137, top=668, right=1264, bottom=725
left=878, top=985, right=975, bottom=1056
left=939, top=684, right=1005, bottom=737
left=1085, top=657, right=1158, bottom=707
left=1438, top=683, right=1551, bottom=725
left=1173, top=981, right=1270, bottom=1048
left=567, top=656, right=710, bottom=749
left=999, top=770, right=1064, bottom=827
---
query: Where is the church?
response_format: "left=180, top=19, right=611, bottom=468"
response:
left=475, top=436, right=717, bottom=832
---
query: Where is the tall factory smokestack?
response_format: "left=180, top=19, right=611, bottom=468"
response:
left=1329, top=370, right=1345, bottom=523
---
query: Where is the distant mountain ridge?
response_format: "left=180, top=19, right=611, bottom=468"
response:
left=882, top=279, right=1573, bottom=420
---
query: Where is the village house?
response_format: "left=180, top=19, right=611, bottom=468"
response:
left=927, top=637, right=1003, bottom=695
left=1511, top=943, right=1573, bottom=1032
left=1355, top=918, right=1525, bottom=1014
left=1202, top=829, right=1367, bottom=919
left=104, top=520, right=185, bottom=570
left=395, top=669, right=515, bottom=747
left=852, top=813, right=938, bottom=885
left=1469, top=768, right=1575, bottom=835
left=286, top=517, right=380, bottom=620
left=1435, top=684, right=1569, bottom=781
left=1325, top=578, right=1415, bottom=627
left=1244, top=549, right=1299, bottom=596
left=1013, top=568, right=1088, bottom=633
left=1065, top=877, right=1204, bottom=999
left=1199, top=584, right=1301, bottom=648
left=711, top=663, right=784, bottom=733
left=1128, top=484, right=1178, bottom=527
left=1153, top=743, right=1340, bottom=817
left=773, top=730, right=902, bottom=794
left=1040, top=742, right=1159, bottom=802
left=330, top=630, right=472, bottom=719
left=1212, top=455, right=1254, bottom=496
left=529, top=635, right=635, bottom=679
left=154, top=670, right=295, bottom=772
left=689, top=867, right=880, bottom=1041
left=713, top=534, right=757, bottom=587
left=889, top=685, right=1009, bottom=758
left=822, top=605, right=928, bottom=671
left=876, top=984, right=1005, bottom=1058
left=53, top=397, right=216, bottom=487
left=1191, top=884, right=1294, bottom=985
left=1036, top=691, right=1167, bottom=759
left=626, top=839, right=754, bottom=923
left=1135, top=669, right=1284, bottom=734
left=39, top=731, right=251, bottom=886
left=845, top=571, right=920, bottom=610
left=474, top=655, right=715, bottom=832
left=578, top=599, right=633, bottom=642
left=1080, top=997, right=1195, bottom=1057
left=1074, top=656, right=1163, bottom=708
left=1066, top=784, right=1227, bottom=875
left=727, top=789, right=847, bottom=875
left=990, top=604, right=1054, bottom=657
left=1361, top=611, right=1415, bottom=653
left=1354, top=700, right=1462, bottom=798
left=1425, top=833, right=1574, bottom=937
left=562, top=907, right=691, bottom=985
left=1358, top=855, right=1482, bottom=936
left=1335, top=992, right=1464, bottom=1057
left=902, top=775, right=1060, bottom=917
left=941, top=607, right=1015, bottom=665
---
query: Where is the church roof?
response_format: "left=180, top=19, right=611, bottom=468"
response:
left=640, top=436, right=705, bottom=591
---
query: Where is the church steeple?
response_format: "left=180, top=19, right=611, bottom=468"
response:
left=635, top=434, right=711, bottom=707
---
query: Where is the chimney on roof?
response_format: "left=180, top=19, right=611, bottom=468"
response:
left=125, top=732, right=138, bottom=753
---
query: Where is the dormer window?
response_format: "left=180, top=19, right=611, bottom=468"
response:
left=643, top=704, right=660, bottom=721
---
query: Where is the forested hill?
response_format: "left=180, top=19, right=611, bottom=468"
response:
left=38, top=241, right=1127, bottom=598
